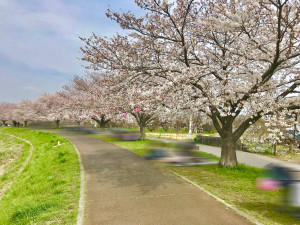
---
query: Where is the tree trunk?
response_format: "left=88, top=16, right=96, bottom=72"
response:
left=139, top=125, right=146, bottom=140
left=91, top=118, right=100, bottom=127
left=91, top=116, right=109, bottom=128
left=131, top=112, right=153, bottom=140
left=95, top=115, right=110, bottom=128
left=219, top=137, right=238, bottom=167
left=289, top=144, right=292, bottom=152
left=294, top=114, right=298, bottom=139
left=100, top=118, right=108, bottom=128
left=161, top=122, right=169, bottom=132
left=55, top=120, right=60, bottom=129
left=188, top=115, right=193, bottom=138
left=274, top=143, right=277, bottom=155
left=24, top=121, right=28, bottom=127
left=93, top=118, right=110, bottom=128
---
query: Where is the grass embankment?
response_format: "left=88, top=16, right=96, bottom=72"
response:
left=0, top=127, right=81, bottom=224
left=98, top=136, right=298, bottom=225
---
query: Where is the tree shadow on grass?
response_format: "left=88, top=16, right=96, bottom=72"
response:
left=10, top=203, right=56, bottom=224
left=237, top=201, right=298, bottom=224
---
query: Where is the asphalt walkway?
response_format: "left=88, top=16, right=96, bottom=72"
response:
left=197, top=144, right=296, bottom=168
left=54, top=131, right=253, bottom=225
left=150, top=137, right=296, bottom=168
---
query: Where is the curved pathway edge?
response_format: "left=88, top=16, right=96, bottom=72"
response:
left=52, top=134, right=86, bottom=225
left=53, top=131, right=254, bottom=225
left=170, top=171, right=263, bottom=225
left=71, top=141, right=86, bottom=225
left=105, top=139, right=260, bottom=225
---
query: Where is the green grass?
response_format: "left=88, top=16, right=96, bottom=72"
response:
left=96, top=136, right=299, bottom=225
left=0, top=134, right=31, bottom=192
left=201, top=130, right=218, bottom=135
left=146, top=128, right=217, bottom=135
left=95, top=136, right=153, bottom=156
left=0, top=127, right=81, bottom=224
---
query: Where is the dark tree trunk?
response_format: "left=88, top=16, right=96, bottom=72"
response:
left=210, top=111, right=252, bottom=167
left=92, top=115, right=110, bottom=128
left=55, top=120, right=60, bottom=129
left=100, top=118, right=109, bottom=128
left=139, top=125, right=146, bottom=140
left=24, top=120, right=28, bottom=127
left=131, top=112, right=153, bottom=140
left=210, top=109, right=262, bottom=167
left=220, top=137, right=238, bottom=167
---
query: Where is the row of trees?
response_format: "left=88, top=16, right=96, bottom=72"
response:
left=79, top=0, right=300, bottom=167
left=1, top=0, right=300, bottom=167
left=0, top=73, right=188, bottom=137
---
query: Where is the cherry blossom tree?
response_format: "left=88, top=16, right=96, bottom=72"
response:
left=66, top=72, right=165, bottom=139
left=13, top=100, right=34, bottom=126
left=81, top=0, right=300, bottom=167
left=57, top=91, right=87, bottom=126
left=263, top=96, right=300, bottom=146
left=33, top=93, right=67, bottom=128
left=59, top=80, right=89, bottom=126
left=0, top=102, right=16, bottom=126
left=62, top=74, right=117, bottom=128
left=113, top=79, right=166, bottom=139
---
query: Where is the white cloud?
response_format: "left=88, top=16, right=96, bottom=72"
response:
left=0, top=0, right=143, bottom=75
left=0, top=0, right=82, bottom=74
left=0, top=0, right=144, bottom=102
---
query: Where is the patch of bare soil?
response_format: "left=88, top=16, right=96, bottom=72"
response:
left=0, top=134, right=33, bottom=200
left=0, top=139, right=23, bottom=177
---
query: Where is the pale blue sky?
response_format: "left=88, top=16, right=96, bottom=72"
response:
left=0, top=0, right=142, bottom=103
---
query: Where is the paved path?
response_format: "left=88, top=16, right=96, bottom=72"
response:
left=197, top=144, right=296, bottom=168
left=150, top=137, right=295, bottom=168
left=53, top=131, right=253, bottom=225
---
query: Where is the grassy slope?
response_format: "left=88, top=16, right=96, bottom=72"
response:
left=0, top=134, right=31, bottom=192
left=0, top=127, right=80, bottom=225
left=98, top=136, right=299, bottom=225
